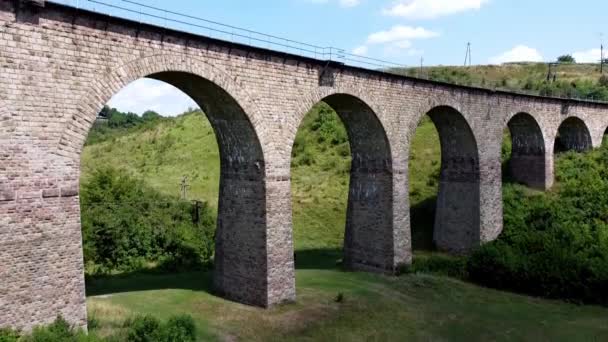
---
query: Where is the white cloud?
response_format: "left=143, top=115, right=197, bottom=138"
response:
left=572, top=48, right=602, bottom=63
left=383, top=0, right=488, bottom=19
left=352, top=45, right=368, bottom=55
left=489, top=45, right=543, bottom=64
left=366, top=25, right=438, bottom=44
left=353, top=25, right=437, bottom=60
left=107, top=78, right=198, bottom=117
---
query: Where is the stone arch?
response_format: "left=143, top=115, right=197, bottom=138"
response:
left=55, top=54, right=284, bottom=308
left=291, top=90, right=398, bottom=273
left=505, top=112, right=547, bottom=189
left=56, top=54, right=267, bottom=159
left=288, top=86, right=392, bottom=161
left=409, top=104, right=481, bottom=253
left=554, top=116, right=593, bottom=153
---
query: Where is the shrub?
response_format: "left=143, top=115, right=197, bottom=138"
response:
left=0, top=328, right=20, bottom=342
left=4, top=315, right=196, bottom=342
left=20, top=316, right=92, bottom=342
left=81, top=167, right=215, bottom=274
left=123, top=315, right=161, bottom=342
left=468, top=146, right=608, bottom=305
left=122, top=315, right=196, bottom=342
left=158, top=315, right=196, bottom=342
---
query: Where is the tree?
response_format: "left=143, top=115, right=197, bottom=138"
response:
left=98, top=105, right=110, bottom=118
left=557, top=55, right=576, bottom=64
left=142, top=110, right=162, bottom=121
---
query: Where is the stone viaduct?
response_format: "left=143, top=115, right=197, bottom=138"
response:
left=1, top=0, right=608, bottom=330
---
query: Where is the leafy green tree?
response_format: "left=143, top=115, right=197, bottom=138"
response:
left=557, top=55, right=576, bottom=63
left=142, top=110, right=162, bottom=121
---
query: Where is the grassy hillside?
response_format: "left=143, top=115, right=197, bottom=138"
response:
left=395, top=62, right=608, bottom=101
left=86, top=269, right=608, bottom=341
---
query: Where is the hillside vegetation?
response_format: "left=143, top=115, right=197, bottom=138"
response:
left=395, top=62, right=608, bottom=101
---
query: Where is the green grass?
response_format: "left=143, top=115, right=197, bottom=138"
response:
left=82, top=112, right=221, bottom=208
left=87, top=267, right=608, bottom=341
left=397, top=62, right=603, bottom=89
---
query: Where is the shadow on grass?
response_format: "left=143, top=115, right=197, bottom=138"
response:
left=295, top=248, right=343, bottom=270
left=87, top=248, right=346, bottom=297
left=86, top=269, right=214, bottom=297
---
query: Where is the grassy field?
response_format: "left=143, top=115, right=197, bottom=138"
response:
left=86, top=267, right=608, bottom=341
left=397, top=62, right=603, bottom=89
left=81, top=78, right=608, bottom=340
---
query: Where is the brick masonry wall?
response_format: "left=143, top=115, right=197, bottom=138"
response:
left=1, top=0, right=608, bottom=330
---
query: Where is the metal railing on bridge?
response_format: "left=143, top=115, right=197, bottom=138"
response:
left=46, top=0, right=406, bottom=71
left=41, top=0, right=608, bottom=104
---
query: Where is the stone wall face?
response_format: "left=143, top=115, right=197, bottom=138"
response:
left=2, top=0, right=608, bottom=330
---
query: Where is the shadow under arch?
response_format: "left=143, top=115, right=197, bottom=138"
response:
left=293, top=93, right=396, bottom=273
left=505, top=112, right=547, bottom=189
left=554, top=116, right=592, bottom=153
left=414, top=105, right=480, bottom=253
left=63, top=55, right=283, bottom=308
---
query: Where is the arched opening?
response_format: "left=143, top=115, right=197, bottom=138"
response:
left=409, top=106, right=480, bottom=253
left=80, top=71, right=269, bottom=308
left=503, top=113, right=546, bottom=189
left=554, top=117, right=592, bottom=153
left=291, top=94, right=394, bottom=273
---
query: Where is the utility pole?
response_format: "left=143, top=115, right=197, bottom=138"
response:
left=180, top=176, right=189, bottom=200
left=464, top=42, right=472, bottom=67
left=600, top=33, right=604, bottom=74
left=419, top=57, right=424, bottom=78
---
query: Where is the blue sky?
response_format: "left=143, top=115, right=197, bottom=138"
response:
left=73, top=0, right=606, bottom=115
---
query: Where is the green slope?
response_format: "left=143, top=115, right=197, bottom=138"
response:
left=86, top=269, right=608, bottom=341
left=394, top=62, right=608, bottom=101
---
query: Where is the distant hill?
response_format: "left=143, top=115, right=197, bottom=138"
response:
left=393, top=62, right=608, bottom=101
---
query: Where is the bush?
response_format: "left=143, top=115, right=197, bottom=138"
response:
left=21, top=316, right=91, bottom=342
left=122, top=315, right=196, bottom=342
left=3, top=315, right=196, bottom=342
left=468, top=146, right=608, bottom=305
left=0, top=328, right=20, bottom=342
left=124, top=315, right=161, bottom=342
left=158, top=315, right=196, bottom=342
left=81, top=167, right=215, bottom=274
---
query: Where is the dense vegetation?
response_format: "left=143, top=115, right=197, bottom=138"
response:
left=0, top=315, right=197, bottom=342
left=81, top=166, right=215, bottom=274
left=86, top=106, right=167, bottom=146
left=468, top=146, right=608, bottom=305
